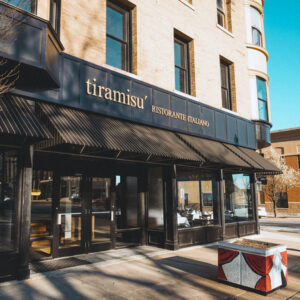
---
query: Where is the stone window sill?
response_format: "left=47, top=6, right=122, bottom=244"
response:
left=217, top=24, right=234, bottom=38
left=103, top=64, right=142, bottom=81
left=178, top=0, right=195, bottom=10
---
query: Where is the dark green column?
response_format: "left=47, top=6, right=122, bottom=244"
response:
left=17, top=145, right=33, bottom=280
left=164, top=164, right=178, bottom=250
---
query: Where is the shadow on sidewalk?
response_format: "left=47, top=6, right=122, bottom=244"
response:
left=0, top=246, right=235, bottom=300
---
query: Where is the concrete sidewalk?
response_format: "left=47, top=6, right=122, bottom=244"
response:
left=0, top=230, right=300, bottom=300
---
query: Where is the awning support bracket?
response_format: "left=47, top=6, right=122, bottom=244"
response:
left=115, top=151, right=122, bottom=159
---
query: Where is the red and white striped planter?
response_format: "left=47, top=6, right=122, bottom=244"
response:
left=218, top=240, right=287, bottom=294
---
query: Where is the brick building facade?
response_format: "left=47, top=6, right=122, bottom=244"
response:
left=260, top=128, right=300, bottom=216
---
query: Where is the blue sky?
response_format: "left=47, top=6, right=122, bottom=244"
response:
left=264, top=1, right=300, bottom=131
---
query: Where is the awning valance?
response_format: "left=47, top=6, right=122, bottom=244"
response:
left=177, top=133, right=251, bottom=168
left=0, top=95, right=52, bottom=141
left=178, top=133, right=281, bottom=174
left=37, top=103, right=204, bottom=163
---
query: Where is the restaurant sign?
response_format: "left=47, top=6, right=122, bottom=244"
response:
left=85, top=79, right=210, bottom=128
left=14, top=53, right=256, bottom=149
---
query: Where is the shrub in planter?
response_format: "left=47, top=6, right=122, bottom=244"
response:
left=218, top=239, right=287, bottom=294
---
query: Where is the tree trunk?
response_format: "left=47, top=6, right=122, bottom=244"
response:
left=272, top=198, right=277, bottom=218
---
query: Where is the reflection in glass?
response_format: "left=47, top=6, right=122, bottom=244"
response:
left=91, top=178, right=111, bottom=244
left=258, top=99, right=267, bottom=121
left=174, top=42, right=183, bottom=67
left=106, top=36, right=125, bottom=70
left=224, top=174, right=253, bottom=223
left=59, top=176, right=81, bottom=248
left=177, top=173, right=218, bottom=228
left=175, top=67, right=185, bottom=92
left=3, top=0, right=32, bottom=12
left=107, top=6, right=124, bottom=40
left=115, top=176, right=139, bottom=230
left=257, top=78, right=267, bottom=100
left=252, top=27, right=262, bottom=46
left=126, top=177, right=138, bottom=227
left=148, top=168, right=164, bottom=229
left=30, top=170, right=53, bottom=258
left=0, top=153, right=17, bottom=252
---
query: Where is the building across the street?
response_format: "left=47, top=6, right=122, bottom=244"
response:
left=259, top=128, right=300, bottom=216
left=0, top=0, right=279, bottom=282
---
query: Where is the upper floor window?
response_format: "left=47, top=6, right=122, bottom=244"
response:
left=217, top=0, right=232, bottom=33
left=257, top=77, right=268, bottom=121
left=3, top=0, right=36, bottom=13
left=174, top=36, right=190, bottom=94
left=50, top=0, right=61, bottom=36
left=220, top=60, right=232, bottom=110
left=217, top=0, right=225, bottom=27
left=106, top=1, right=131, bottom=72
left=252, top=27, right=262, bottom=47
left=275, top=147, right=284, bottom=156
left=250, top=6, right=263, bottom=46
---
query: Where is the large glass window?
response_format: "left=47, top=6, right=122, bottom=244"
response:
left=106, top=1, right=130, bottom=71
left=148, top=168, right=164, bottom=230
left=31, top=170, right=53, bottom=259
left=177, top=172, right=219, bottom=228
left=224, top=173, right=253, bottom=223
left=257, top=77, right=268, bottom=121
left=0, top=152, right=18, bottom=252
left=3, top=0, right=36, bottom=13
left=174, top=36, right=190, bottom=94
left=220, top=60, right=232, bottom=110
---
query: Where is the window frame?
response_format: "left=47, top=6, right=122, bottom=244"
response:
left=252, top=26, right=262, bottom=47
left=174, top=36, right=190, bottom=95
left=106, top=1, right=131, bottom=72
left=220, top=60, right=232, bottom=110
left=256, top=77, right=269, bottom=122
left=49, top=0, right=61, bottom=37
left=217, top=0, right=225, bottom=27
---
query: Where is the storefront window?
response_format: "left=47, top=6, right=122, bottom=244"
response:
left=148, top=168, right=164, bottom=230
left=31, top=170, right=53, bottom=259
left=224, top=173, right=253, bottom=223
left=0, top=152, right=18, bottom=252
left=177, top=172, right=218, bottom=228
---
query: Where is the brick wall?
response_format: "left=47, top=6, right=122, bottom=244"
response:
left=36, top=0, right=253, bottom=120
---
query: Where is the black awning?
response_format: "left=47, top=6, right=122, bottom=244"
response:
left=237, top=146, right=281, bottom=175
left=37, top=103, right=204, bottom=162
left=223, top=143, right=263, bottom=170
left=0, top=95, right=52, bottom=141
left=177, top=133, right=251, bottom=168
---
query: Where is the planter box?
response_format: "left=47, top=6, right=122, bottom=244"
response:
left=218, top=239, right=287, bottom=294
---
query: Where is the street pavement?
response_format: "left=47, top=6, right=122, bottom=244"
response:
left=0, top=222, right=300, bottom=299
left=259, top=217, right=300, bottom=234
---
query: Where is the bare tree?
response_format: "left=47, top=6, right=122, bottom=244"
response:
left=0, top=0, right=31, bottom=95
left=263, top=147, right=300, bottom=217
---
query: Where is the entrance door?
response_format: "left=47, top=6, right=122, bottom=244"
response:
left=115, top=175, right=141, bottom=247
left=88, top=177, right=112, bottom=252
left=55, top=175, right=83, bottom=256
